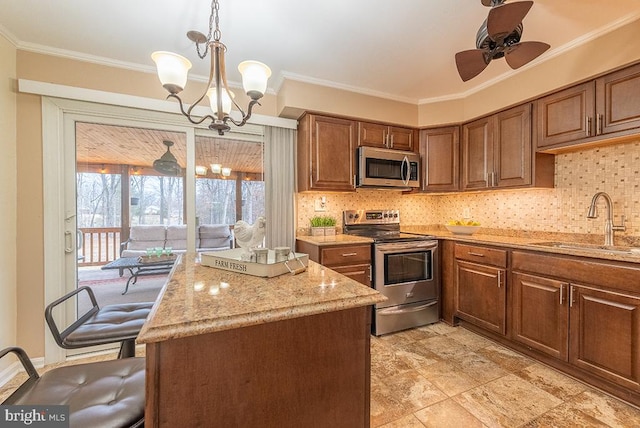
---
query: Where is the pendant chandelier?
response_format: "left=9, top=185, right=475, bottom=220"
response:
left=152, top=0, right=271, bottom=135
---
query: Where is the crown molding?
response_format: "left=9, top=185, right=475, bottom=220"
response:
left=0, top=24, right=19, bottom=46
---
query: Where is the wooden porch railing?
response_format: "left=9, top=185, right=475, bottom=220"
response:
left=78, top=227, right=121, bottom=266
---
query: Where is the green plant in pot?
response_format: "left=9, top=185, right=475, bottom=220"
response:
left=310, top=215, right=337, bottom=236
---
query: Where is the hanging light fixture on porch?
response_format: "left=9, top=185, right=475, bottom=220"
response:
left=151, top=0, right=271, bottom=135
left=153, top=140, right=182, bottom=176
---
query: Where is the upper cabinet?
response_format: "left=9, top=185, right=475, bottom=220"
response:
left=358, top=121, right=415, bottom=151
left=297, top=114, right=356, bottom=192
left=537, top=62, right=640, bottom=151
left=420, top=126, right=459, bottom=192
left=462, top=103, right=553, bottom=190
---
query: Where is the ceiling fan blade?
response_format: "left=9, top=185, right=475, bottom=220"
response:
left=505, top=41, right=550, bottom=69
left=487, top=1, right=533, bottom=40
left=455, top=49, right=490, bottom=82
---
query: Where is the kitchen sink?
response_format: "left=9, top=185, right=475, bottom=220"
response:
left=532, top=241, right=640, bottom=256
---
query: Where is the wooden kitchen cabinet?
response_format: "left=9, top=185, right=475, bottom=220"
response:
left=511, top=250, right=640, bottom=395
left=512, top=272, right=569, bottom=360
left=358, top=121, right=415, bottom=151
left=419, top=126, right=459, bottom=192
left=537, top=62, right=640, bottom=150
left=296, top=240, right=372, bottom=286
left=462, top=103, right=553, bottom=190
left=569, top=284, right=640, bottom=392
left=297, top=114, right=356, bottom=192
left=454, top=243, right=507, bottom=334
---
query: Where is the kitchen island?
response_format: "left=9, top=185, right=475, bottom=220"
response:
left=137, top=253, right=385, bottom=428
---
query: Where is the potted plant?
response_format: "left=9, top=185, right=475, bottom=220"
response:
left=322, top=215, right=337, bottom=236
left=310, top=215, right=337, bottom=236
left=310, top=216, right=326, bottom=236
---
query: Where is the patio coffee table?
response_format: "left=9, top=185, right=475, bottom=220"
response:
left=101, top=256, right=176, bottom=295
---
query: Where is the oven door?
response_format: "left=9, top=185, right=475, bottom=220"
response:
left=374, top=240, right=438, bottom=308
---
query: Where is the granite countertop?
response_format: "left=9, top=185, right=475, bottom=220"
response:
left=297, top=227, right=640, bottom=264
left=296, top=234, right=374, bottom=246
left=137, top=253, right=386, bottom=344
left=401, top=226, right=640, bottom=264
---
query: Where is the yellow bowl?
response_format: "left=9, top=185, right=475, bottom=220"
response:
left=445, top=225, right=480, bottom=235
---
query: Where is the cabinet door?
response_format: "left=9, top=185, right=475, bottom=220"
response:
left=310, top=115, right=356, bottom=191
left=596, top=63, right=640, bottom=136
left=456, top=260, right=506, bottom=334
left=536, top=82, right=595, bottom=148
left=569, top=285, right=640, bottom=392
left=512, top=273, right=569, bottom=360
left=420, top=126, right=459, bottom=192
left=461, top=116, right=493, bottom=190
left=494, top=104, right=532, bottom=188
left=388, top=126, right=414, bottom=151
left=331, top=263, right=371, bottom=286
left=357, top=121, right=388, bottom=148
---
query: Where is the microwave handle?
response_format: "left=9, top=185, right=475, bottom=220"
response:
left=401, top=156, right=409, bottom=186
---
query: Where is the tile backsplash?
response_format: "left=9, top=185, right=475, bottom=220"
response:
left=297, top=140, right=640, bottom=237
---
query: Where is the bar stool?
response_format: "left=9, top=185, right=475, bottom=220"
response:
left=1, top=346, right=144, bottom=427
left=45, top=286, right=153, bottom=358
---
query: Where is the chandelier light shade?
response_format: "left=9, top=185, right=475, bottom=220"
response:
left=151, top=0, right=271, bottom=135
left=210, top=163, right=222, bottom=174
left=195, top=165, right=208, bottom=176
left=221, top=167, right=232, bottom=177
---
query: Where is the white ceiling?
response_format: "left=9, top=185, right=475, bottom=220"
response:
left=1, top=0, right=639, bottom=104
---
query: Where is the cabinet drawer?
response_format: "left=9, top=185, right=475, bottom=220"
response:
left=321, top=245, right=371, bottom=266
left=455, top=243, right=507, bottom=268
left=331, top=263, right=371, bottom=286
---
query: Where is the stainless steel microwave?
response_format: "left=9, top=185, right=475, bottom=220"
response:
left=357, top=146, right=420, bottom=189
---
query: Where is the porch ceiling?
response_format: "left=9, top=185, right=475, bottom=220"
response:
left=75, top=122, right=264, bottom=174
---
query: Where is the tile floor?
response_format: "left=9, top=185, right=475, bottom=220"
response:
left=2, top=323, right=639, bottom=427
left=370, top=323, right=640, bottom=427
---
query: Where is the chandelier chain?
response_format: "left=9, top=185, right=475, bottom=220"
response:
left=212, top=0, right=221, bottom=42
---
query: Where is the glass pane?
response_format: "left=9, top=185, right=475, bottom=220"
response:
left=75, top=122, right=186, bottom=315
left=195, top=134, right=265, bottom=229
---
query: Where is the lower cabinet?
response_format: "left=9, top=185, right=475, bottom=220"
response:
left=569, top=284, right=640, bottom=392
left=295, top=240, right=372, bottom=286
left=454, top=243, right=507, bottom=334
left=511, top=251, right=640, bottom=395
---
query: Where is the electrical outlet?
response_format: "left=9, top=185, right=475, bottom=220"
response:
left=462, top=207, right=471, bottom=218
left=314, top=197, right=326, bottom=212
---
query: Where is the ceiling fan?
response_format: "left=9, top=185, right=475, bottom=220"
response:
left=153, top=140, right=182, bottom=176
left=455, top=0, right=550, bottom=82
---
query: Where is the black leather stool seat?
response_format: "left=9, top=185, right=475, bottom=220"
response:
left=64, top=302, right=153, bottom=347
left=3, top=347, right=145, bottom=428
left=45, top=287, right=154, bottom=358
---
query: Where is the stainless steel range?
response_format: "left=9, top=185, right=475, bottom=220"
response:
left=343, top=210, right=440, bottom=336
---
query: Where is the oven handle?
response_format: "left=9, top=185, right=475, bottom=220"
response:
left=378, top=301, right=438, bottom=315
left=375, top=240, right=438, bottom=253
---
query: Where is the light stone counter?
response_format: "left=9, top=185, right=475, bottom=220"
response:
left=296, top=233, right=374, bottom=246
left=137, top=253, right=386, bottom=344
left=401, top=226, right=640, bottom=264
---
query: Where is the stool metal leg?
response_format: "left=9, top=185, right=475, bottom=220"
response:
left=118, top=339, right=136, bottom=358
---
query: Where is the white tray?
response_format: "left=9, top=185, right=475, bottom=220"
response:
left=200, top=248, right=308, bottom=277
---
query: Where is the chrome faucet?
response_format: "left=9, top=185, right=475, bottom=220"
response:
left=587, top=192, right=626, bottom=246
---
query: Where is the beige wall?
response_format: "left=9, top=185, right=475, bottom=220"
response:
left=9, top=17, right=640, bottom=358
left=0, top=33, right=17, bottom=367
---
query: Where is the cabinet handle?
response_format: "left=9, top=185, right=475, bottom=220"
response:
left=344, top=270, right=366, bottom=275
left=342, top=252, right=358, bottom=257
left=586, top=117, right=592, bottom=137
left=353, top=174, right=356, bottom=188
left=559, top=283, right=564, bottom=305
left=569, top=285, right=575, bottom=308
left=368, top=264, right=372, bottom=281
left=596, top=114, right=603, bottom=135
left=497, top=270, right=501, bottom=288
left=467, top=252, right=485, bottom=257
left=390, top=134, right=394, bottom=148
